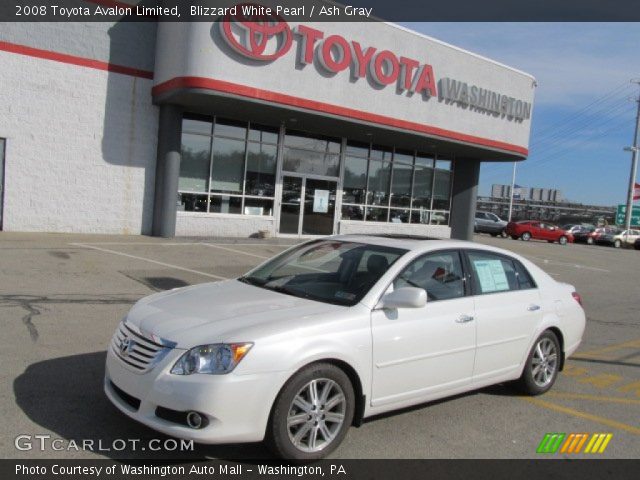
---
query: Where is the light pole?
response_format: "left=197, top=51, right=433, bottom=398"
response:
left=623, top=80, right=640, bottom=231
left=507, top=162, right=517, bottom=222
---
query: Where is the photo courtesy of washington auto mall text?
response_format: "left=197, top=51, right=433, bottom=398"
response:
left=1, top=0, right=640, bottom=479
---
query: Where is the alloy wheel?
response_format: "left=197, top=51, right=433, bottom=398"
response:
left=287, top=378, right=346, bottom=453
left=531, top=338, right=558, bottom=387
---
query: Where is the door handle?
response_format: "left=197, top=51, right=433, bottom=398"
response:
left=527, top=304, right=541, bottom=311
left=456, top=314, right=474, bottom=323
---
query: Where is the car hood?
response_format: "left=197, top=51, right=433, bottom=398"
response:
left=124, top=280, right=344, bottom=347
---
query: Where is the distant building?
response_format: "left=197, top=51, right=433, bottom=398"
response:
left=492, top=184, right=562, bottom=202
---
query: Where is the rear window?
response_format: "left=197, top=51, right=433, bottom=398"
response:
left=466, top=251, right=537, bottom=294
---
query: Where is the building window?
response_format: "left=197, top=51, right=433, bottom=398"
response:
left=341, top=142, right=453, bottom=225
left=283, top=131, right=341, bottom=177
left=178, top=116, right=278, bottom=216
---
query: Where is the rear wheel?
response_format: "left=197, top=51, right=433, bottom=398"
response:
left=517, top=331, right=561, bottom=395
left=521, top=232, right=531, bottom=241
left=559, top=236, right=568, bottom=245
left=266, top=363, right=355, bottom=460
left=614, top=239, right=621, bottom=248
left=587, top=237, right=594, bottom=245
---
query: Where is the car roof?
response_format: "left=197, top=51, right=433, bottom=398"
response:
left=330, top=234, right=514, bottom=256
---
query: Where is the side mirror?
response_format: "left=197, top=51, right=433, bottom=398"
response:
left=377, top=287, right=427, bottom=310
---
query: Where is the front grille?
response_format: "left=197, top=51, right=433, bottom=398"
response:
left=110, top=321, right=175, bottom=374
left=110, top=381, right=141, bottom=410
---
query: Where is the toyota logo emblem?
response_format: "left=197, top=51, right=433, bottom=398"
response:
left=120, top=337, right=134, bottom=357
left=220, top=4, right=292, bottom=61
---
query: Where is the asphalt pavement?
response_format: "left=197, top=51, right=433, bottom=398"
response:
left=0, top=232, right=638, bottom=459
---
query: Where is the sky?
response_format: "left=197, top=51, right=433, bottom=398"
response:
left=403, top=23, right=640, bottom=207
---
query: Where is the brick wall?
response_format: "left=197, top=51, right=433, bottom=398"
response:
left=0, top=22, right=159, bottom=234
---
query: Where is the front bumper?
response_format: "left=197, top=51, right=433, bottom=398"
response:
left=104, top=347, right=289, bottom=444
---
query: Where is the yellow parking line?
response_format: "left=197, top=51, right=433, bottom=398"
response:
left=523, top=397, right=640, bottom=435
left=546, top=391, right=640, bottom=405
left=576, top=338, right=640, bottom=358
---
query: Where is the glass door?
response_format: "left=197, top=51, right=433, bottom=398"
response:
left=278, top=175, right=337, bottom=236
left=279, top=176, right=303, bottom=234
left=302, top=178, right=337, bottom=235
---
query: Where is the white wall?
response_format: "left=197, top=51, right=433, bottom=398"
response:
left=339, top=220, right=451, bottom=238
left=0, top=51, right=158, bottom=234
left=176, top=212, right=274, bottom=237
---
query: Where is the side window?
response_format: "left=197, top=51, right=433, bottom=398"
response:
left=513, top=260, right=537, bottom=290
left=393, top=251, right=465, bottom=301
left=467, top=251, right=519, bottom=294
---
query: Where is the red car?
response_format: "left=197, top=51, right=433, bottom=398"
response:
left=506, top=221, right=574, bottom=245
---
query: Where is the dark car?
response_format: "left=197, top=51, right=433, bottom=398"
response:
left=474, top=211, right=508, bottom=237
left=572, top=226, right=596, bottom=244
left=592, top=227, right=622, bottom=246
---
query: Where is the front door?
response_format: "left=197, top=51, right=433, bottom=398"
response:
left=371, top=250, right=476, bottom=407
left=278, top=175, right=337, bottom=236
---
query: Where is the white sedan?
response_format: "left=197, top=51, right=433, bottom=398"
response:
left=104, top=235, right=585, bottom=460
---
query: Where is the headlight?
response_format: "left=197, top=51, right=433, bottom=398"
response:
left=170, top=343, right=253, bottom=375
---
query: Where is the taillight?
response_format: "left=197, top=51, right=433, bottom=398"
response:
left=572, top=291, right=583, bottom=306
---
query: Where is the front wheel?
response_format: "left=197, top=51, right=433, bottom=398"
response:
left=559, top=236, right=568, bottom=245
left=614, top=239, right=621, bottom=248
left=516, top=331, right=561, bottom=395
left=521, top=232, right=531, bottom=241
left=266, top=363, right=355, bottom=460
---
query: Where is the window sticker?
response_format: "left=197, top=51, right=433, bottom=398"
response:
left=313, top=189, right=330, bottom=213
left=473, top=259, right=509, bottom=293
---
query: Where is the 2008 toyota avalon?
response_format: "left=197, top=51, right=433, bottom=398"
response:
left=104, top=235, right=585, bottom=460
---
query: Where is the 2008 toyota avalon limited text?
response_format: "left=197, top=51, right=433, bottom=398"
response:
left=104, top=235, right=585, bottom=460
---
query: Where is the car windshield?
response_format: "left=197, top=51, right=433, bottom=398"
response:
left=239, top=240, right=407, bottom=306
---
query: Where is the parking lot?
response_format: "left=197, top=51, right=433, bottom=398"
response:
left=0, top=232, right=638, bottom=459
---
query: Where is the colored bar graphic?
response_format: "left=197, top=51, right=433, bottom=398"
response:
left=560, top=433, right=589, bottom=453
left=537, top=433, right=566, bottom=453
left=538, top=433, right=612, bottom=454
left=584, top=433, right=613, bottom=454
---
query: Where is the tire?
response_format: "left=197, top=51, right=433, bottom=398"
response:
left=516, top=331, right=561, bottom=395
left=266, top=363, right=355, bottom=460
left=558, top=236, right=568, bottom=246
left=614, top=240, right=621, bottom=248
left=521, top=232, right=531, bottom=241
left=500, top=229, right=508, bottom=238
left=587, top=237, right=594, bottom=245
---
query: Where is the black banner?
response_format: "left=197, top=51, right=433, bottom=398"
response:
left=3, top=459, right=640, bottom=480
left=1, top=0, right=640, bottom=22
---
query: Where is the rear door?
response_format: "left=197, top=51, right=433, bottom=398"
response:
left=464, top=249, right=542, bottom=382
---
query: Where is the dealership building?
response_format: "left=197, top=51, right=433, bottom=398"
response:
left=0, top=2, right=535, bottom=239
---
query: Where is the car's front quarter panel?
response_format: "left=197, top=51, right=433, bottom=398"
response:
left=105, top=304, right=373, bottom=444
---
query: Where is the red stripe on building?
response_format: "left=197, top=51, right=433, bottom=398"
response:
left=0, top=41, right=154, bottom=80
left=152, top=76, right=529, bottom=156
